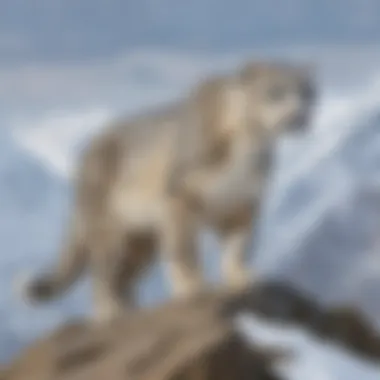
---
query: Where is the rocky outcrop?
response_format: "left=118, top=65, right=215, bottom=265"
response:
left=2, top=281, right=380, bottom=380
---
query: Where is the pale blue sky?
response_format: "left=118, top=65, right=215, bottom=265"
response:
left=0, top=0, right=379, bottom=63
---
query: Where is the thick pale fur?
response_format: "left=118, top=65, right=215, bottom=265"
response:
left=17, top=60, right=316, bottom=323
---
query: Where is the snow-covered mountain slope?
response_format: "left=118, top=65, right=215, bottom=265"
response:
left=238, top=314, right=380, bottom=380
left=0, top=128, right=71, bottom=360
left=256, top=77, right=380, bottom=323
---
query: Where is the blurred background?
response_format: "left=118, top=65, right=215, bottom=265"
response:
left=1, top=1, right=380, bottom=378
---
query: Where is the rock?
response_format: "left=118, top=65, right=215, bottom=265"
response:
left=1, top=290, right=284, bottom=380
left=2, top=281, right=380, bottom=380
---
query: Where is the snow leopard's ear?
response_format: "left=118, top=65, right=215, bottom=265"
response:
left=238, top=59, right=316, bottom=83
left=238, top=60, right=274, bottom=83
